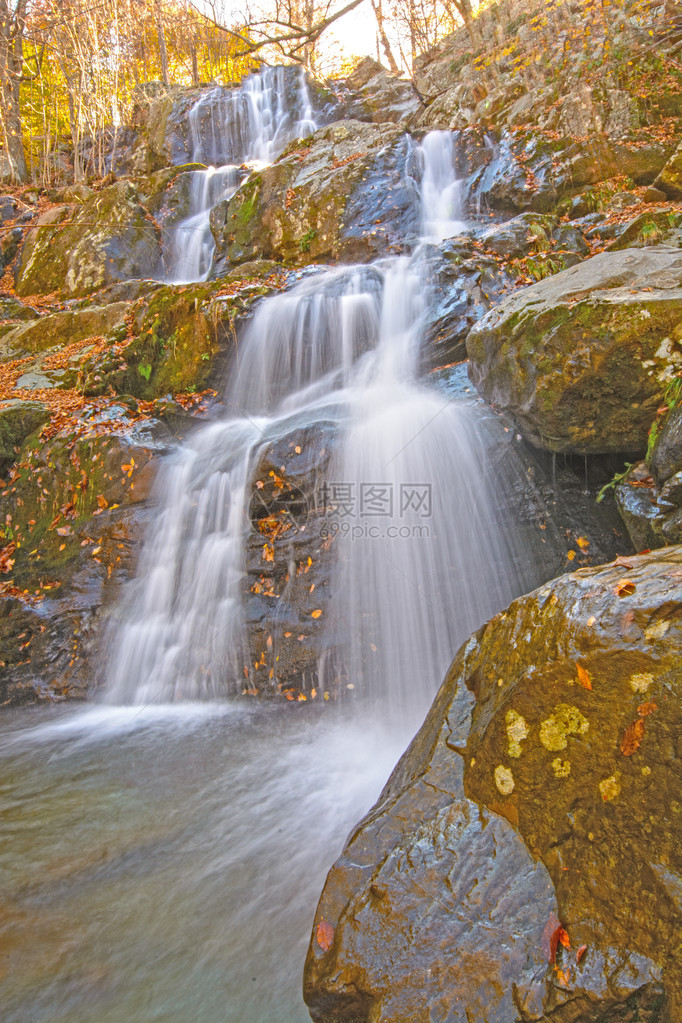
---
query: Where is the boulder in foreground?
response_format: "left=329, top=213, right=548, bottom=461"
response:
left=304, top=546, right=682, bottom=1022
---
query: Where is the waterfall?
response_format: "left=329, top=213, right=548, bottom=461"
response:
left=163, top=67, right=318, bottom=284
left=106, top=124, right=532, bottom=718
left=419, top=129, right=467, bottom=243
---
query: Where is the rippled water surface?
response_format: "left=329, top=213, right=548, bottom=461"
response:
left=0, top=703, right=409, bottom=1023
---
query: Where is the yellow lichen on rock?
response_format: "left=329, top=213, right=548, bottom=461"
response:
left=505, top=709, right=529, bottom=758
left=539, top=704, right=589, bottom=751
left=494, top=765, right=515, bottom=795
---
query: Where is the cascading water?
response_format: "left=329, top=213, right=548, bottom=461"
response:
left=419, top=129, right=467, bottom=243
left=107, top=129, right=533, bottom=718
left=1, top=127, right=552, bottom=1023
left=163, top=67, right=318, bottom=283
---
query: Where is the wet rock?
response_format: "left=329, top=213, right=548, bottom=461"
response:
left=242, top=419, right=337, bottom=698
left=617, top=399, right=682, bottom=550
left=615, top=462, right=681, bottom=549
left=0, top=400, right=50, bottom=473
left=0, top=410, right=169, bottom=706
left=0, top=195, right=18, bottom=224
left=304, top=546, right=682, bottom=1022
left=79, top=271, right=282, bottom=399
left=15, top=180, right=162, bottom=297
left=338, top=58, right=422, bottom=124
left=210, top=120, right=418, bottom=266
left=467, top=246, right=682, bottom=454
left=651, top=399, right=682, bottom=485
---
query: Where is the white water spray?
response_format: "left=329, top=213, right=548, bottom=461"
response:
left=163, top=67, right=318, bottom=283
left=106, top=128, right=536, bottom=717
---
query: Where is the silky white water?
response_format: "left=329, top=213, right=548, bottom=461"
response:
left=107, top=130, right=532, bottom=718
left=4, top=128, right=544, bottom=1023
left=163, top=67, right=318, bottom=283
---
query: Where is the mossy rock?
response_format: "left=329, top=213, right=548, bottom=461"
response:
left=304, top=546, right=682, bottom=1022
left=467, top=245, right=682, bottom=454
left=211, top=120, right=418, bottom=267
left=0, top=400, right=50, bottom=472
left=80, top=273, right=283, bottom=399
left=15, top=180, right=163, bottom=298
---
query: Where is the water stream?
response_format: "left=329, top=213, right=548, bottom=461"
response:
left=162, top=68, right=317, bottom=284
left=2, top=116, right=544, bottom=1021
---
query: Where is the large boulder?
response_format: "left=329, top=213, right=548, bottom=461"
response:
left=304, top=546, right=682, bottom=1022
left=338, top=57, right=422, bottom=124
left=467, top=246, right=682, bottom=454
left=15, top=180, right=162, bottom=297
left=210, top=120, right=418, bottom=267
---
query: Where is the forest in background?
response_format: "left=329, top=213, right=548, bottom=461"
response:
left=1, top=0, right=480, bottom=185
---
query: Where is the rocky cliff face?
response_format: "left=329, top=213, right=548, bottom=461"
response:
left=0, top=0, right=680, bottom=713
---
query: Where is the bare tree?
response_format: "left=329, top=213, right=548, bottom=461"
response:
left=0, top=0, right=28, bottom=181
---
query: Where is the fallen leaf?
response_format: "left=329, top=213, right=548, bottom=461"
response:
left=316, top=919, right=334, bottom=952
left=566, top=549, right=576, bottom=561
left=576, top=664, right=592, bottom=691
left=576, top=944, right=588, bottom=964
left=621, top=717, right=645, bottom=756
left=613, top=555, right=633, bottom=569
left=542, top=912, right=562, bottom=963
left=557, top=927, right=570, bottom=950
left=556, top=967, right=570, bottom=986
left=613, top=578, right=636, bottom=596
left=576, top=536, right=590, bottom=550
left=637, top=700, right=658, bottom=718
left=586, top=615, right=596, bottom=627
left=56, top=526, right=72, bottom=536
left=311, top=609, right=322, bottom=618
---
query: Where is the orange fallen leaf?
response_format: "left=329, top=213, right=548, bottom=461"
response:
left=637, top=700, right=658, bottom=718
left=613, top=578, right=636, bottom=596
left=576, top=536, right=590, bottom=550
left=613, top=555, right=633, bottom=569
left=556, top=967, right=570, bottom=986
left=576, top=664, right=592, bottom=691
left=621, top=716, right=645, bottom=756
left=566, top=549, right=576, bottom=561
left=311, top=609, right=322, bottom=618
left=557, top=927, right=570, bottom=950
left=576, top=944, right=588, bottom=964
left=542, top=912, right=563, bottom=963
left=316, top=919, right=334, bottom=952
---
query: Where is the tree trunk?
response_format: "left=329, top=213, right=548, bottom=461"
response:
left=156, top=0, right=169, bottom=86
left=0, top=0, right=29, bottom=182
left=371, top=0, right=401, bottom=74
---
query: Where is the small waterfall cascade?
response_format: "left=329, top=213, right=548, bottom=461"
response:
left=105, top=266, right=385, bottom=705
left=163, top=67, right=318, bottom=284
left=107, top=125, right=531, bottom=717
left=419, top=129, right=467, bottom=243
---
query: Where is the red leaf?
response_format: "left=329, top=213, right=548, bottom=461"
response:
left=621, top=717, right=645, bottom=756
left=542, top=912, right=562, bottom=963
left=576, top=944, right=588, bottom=964
left=316, top=919, right=334, bottom=952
